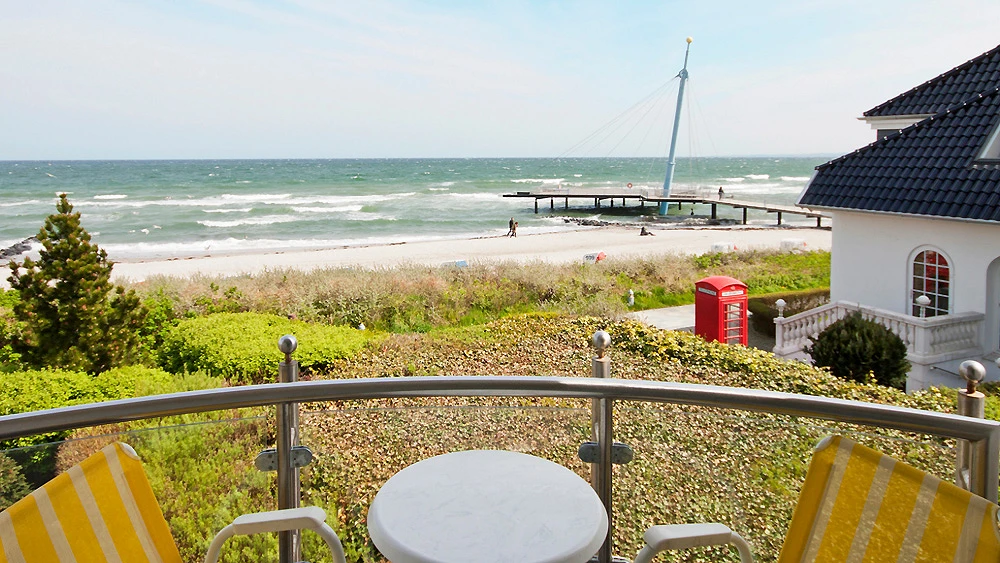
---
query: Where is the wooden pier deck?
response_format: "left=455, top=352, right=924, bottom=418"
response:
left=502, top=188, right=828, bottom=227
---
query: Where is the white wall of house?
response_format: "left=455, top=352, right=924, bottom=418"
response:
left=830, top=210, right=1000, bottom=354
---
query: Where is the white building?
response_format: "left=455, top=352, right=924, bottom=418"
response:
left=774, top=44, right=1000, bottom=390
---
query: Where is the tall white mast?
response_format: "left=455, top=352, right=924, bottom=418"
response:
left=659, top=37, right=693, bottom=215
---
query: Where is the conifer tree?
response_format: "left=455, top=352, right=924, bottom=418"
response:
left=7, top=194, right=147, bottom=373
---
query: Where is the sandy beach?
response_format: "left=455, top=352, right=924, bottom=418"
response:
left=0, top=225, right=831, bottom=288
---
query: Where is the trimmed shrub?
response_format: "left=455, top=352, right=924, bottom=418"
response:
left=806, top=312, right=910, bottom=389
left=158, top=312, right=375, bottom=384
left=0, top=366, right=178, bottom=485
left=748, top=288, right=830, bottom=337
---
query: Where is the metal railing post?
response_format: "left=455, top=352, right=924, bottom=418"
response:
left=277, top=335, right=301, bottom=563
left=590, top=331, right=613, bottom=563
left=956, top=360, right=986, bottom=496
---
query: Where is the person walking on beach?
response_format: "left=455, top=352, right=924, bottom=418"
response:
left=506, top=217, right=515, bottom=237
left=511, top=221, right=518, bottom=238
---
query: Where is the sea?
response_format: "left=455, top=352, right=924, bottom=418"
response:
left=0, top=157, right=828, bottom=261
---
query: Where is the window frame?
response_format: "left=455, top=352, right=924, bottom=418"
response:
left=909, top=247, right=952, bottom=318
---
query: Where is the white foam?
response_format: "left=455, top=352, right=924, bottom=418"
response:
left=745, top=174, right=770, bottom=180
left=510, top=178, right=565, bottom=185
left=780, top=176, right=810, bottom=182
left=198, top=216, right=299, bottom=228
left=0, top=199, right=41, bottom=208
left=83, top=192, right=414, bottom=209
left=203, top=207, right=252, bottom=213
left=93, top=194, right=128, bottom=200
left=446, top=193, right=503, bottom=202
left=722, top=177, right=745, bottom=183
left=292, top=205, right=364, bottom=213
left=344, top=212, right=397, bottom=221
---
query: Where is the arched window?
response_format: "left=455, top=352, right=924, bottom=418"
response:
left=911, top=249, right=950, bottom=317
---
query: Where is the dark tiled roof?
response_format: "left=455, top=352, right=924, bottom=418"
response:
left=800, top=88, right=1000, bottom=222
left=864, top=44, right=1000, bottom=117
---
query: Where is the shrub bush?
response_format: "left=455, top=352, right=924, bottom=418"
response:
left=0, top=454, right=29, bottom=511
left=0, top=366, right=178, bottom=485
left=748, top=288, right=830, bottom=337
left=806, top=312, right=910, bottom=389
left=0, top=292, right=21, bottom=368
left=158, top=312, right=376, bottom=384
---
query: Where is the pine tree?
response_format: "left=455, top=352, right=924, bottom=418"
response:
left=7, top=194, right=147, bottom=373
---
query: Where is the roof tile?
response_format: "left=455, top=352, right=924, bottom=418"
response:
left=865, top=45, right=1000, bottom=117
left=800, top=87, right=1000, bottom=222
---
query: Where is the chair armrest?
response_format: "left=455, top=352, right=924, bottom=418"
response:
left=633, top=523, right=753, bottom=563
left=205, top=507, right=346, bottom=563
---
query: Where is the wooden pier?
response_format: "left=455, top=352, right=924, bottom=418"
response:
left=502, top=188, right=828, bottom=227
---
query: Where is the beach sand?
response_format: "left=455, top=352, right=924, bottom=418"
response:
left=0, top=226, right=831, bottom=287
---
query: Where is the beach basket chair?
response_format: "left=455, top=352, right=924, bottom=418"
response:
left=633, top=435, right=1000, bottom=562
left=0, top=442, right=346, bottom=563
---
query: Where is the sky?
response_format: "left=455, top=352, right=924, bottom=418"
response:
left=2, top=0, right=999, bottom=160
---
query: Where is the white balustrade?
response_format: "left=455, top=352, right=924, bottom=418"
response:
left=774, top=301, right=984, bottom=364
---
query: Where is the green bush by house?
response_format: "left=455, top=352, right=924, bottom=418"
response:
left=806, top=312, right=911, bottom=390
left=158, top=312, right=377, bottom=384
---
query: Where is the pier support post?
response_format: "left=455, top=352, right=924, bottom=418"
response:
left=565, top=197, right=569, bottom=209
left=816, top=216, right=822, bottom=228
left=550, top=198, right=554, bottom=211
left=610, top=198, right=614, bottom=208
left=534, top=199, right=538, bottom=214
left=742, top=208, right=748, bottom=225
left=595, top=198, right=599, bottom=209
left=777, top=211, right=783, bottom=225
left=711, top=203, right=717, bottom=220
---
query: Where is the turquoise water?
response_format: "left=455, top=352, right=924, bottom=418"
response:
left=0, top=157, right=827, bottom=260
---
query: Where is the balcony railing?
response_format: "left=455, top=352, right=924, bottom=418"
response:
left=774, top=300, right=985, bottom=363
left=0, top=335, right=996, bottom=562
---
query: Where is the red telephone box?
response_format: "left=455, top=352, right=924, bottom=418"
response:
left=694, top=276, right=748, bottom=345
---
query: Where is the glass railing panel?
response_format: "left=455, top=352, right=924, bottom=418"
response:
left=0, top=410, right=282, bottom=563
left=613, top=403, right=956, bottom=563
left=0, top=390, right=977, bottom=563
left=297, top=402, right=592, bottom=562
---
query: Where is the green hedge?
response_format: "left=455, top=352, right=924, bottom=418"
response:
left=748, top=288, right=830, bottom=337
left=0, top=366, right=179, bottom=485
left=158, top=312, right=376, bottom=384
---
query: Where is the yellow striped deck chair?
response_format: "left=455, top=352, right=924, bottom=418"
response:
left=0, top=442, right=181, bottom=563
left=635, top=435, right=1000, bottom=563
left=779, top=435, right=1000, bottom=562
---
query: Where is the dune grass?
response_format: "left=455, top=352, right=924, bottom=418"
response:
left=130, top=249, right=830, bottom=333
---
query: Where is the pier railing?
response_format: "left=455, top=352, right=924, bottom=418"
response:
left=774, top=301, right=985, bottom=363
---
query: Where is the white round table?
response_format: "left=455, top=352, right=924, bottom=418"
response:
left=367, top=450, right=608, bottom=563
